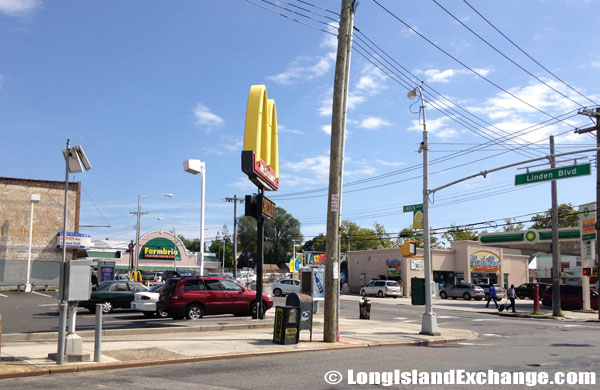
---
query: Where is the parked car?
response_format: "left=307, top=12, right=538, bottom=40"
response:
left=78, top=280, right=147, bottom=314
left=162, top=270, right=195, bottom=280
left=515, top=282, right=551, bottom=300
left=131, top=283, right=169, bottom=318
left=360, top=280, right=402, bottom=298
left=271, top=279, right=300, bottom=297
left=157, top=277, right=273, bottom=320
left=476, top=284, right=506, bottom=300
left=114, top=273, right=130, bottom=280
left=206, top=273, right=235, bottom=281
left=439, top=284, right=485, bottom=300
left=541, top=285, right=598, bottom=310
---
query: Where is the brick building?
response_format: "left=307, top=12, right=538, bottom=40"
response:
left=0, top=177, right=81, bottom=287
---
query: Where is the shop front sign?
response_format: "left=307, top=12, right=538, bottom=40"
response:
left=410, top=258, right=424, bottom=271
left=305, top=251, right=326, bottom=265
left=140, top=237, right=180, bottom=260
left=470, top=251, right=500, bottom=273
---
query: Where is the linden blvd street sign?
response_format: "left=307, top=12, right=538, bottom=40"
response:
left=515, top=163, right=591, bottom=186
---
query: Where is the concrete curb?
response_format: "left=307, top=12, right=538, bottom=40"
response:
left=0, top=335, right=474, bottom=380
left=1, top=322, right=275, bottom=342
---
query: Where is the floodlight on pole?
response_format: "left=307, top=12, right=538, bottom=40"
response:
left=184, top=159, right=206, bottom=276
left=134, top=193, right=173, bottom=273
left=407, top=86, right=440, bottom=336
left=157, top=217, right=177, bottom=270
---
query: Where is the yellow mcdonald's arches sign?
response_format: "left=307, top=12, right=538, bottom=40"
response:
left=241, top=85, right=279, bottom=191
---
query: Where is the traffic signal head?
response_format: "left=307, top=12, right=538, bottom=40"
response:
left=582, top=267, right=592, bottom=276
left=401, top=240, right=417, bottom=257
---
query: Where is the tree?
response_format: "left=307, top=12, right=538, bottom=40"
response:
left=237, top=206, right=303, bottom=267
left=397, top=226, right=443, bottom=248
left=442, top=225, right=478, bottom=242
left=177, top=235, right=201, bottom=252
left=302, top=234, right=326, bottom=252
left=341, top=221, right=379, bottom=250
left=530, top=203, right=579, bottom=229
left=207, top=226, right=233, bottom=268
left=373, top=222, right=395, bottom=248
left=503, top=218, right=524, bottom=232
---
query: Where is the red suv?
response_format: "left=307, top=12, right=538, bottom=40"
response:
left=157, top=277, right=273, bottom=320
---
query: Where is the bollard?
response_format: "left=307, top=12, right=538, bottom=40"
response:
left=94, top=303, right=102, bottom=362
left=533, top=284, right=540, bottom=314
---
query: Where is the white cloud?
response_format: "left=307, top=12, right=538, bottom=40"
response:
left=355, top=65, right=388, bottom=95
left=408, top=115, right=455, bottom=135
left=0, top=0, right=40, bottom=16
left=202, top=137, right=242, bottom=156
left=346, top=94, right=366, bottom=110
left=229, top=177, right=258, bottom=191
left=278, top=124, right=303, bottom=135
left=282, top=154, right=330, bottom=186
left=321, top=125, right=331, bottom=135
left=591, top=61, right=600, bottom=69
left=194, top=103, right=224, bottom=128
left=359, top=116, right=391, bottom=130
left=268, top=52, right=336, bottom=85
left=376, top=159, right=405, bottom=167
left=415, top=67, right=491, bottom=83
left=344, top=158, right=378, bottom=176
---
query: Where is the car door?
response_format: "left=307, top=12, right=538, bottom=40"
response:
left=220, top=279, right=246, bottom=313
left=364, top=281, right=375, bottom=295
left=202, top=279, right=228, bottom=314
left=373, top=281, right=386, bottom=295
left=107, top=282, right=132, bottom=308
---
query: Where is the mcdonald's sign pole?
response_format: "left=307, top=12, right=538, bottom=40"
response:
left=241, top=85, right=279, bottom=320
left=324, top=0, right=355, bottom=343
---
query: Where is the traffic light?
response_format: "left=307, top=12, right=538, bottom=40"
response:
left=582, top=267, right=592, bottom=276
left=401, top=240, right=417, bottom=257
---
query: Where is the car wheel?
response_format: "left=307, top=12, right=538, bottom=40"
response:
left=463, top=293, right=471, bottom=301
left=360, top=290, right=367, bottom=297
left=143, top=312, right=155, bottom=318
left=251, top=301, right=266, bottom=317
left=377, top=291, right=384, bottom=298
left=273, top=288, right=282, bottom=297
left=440, top=292, right=447, bottom=299
left=157, top=308, right=170, bottom=318
left=101, top=300, right=114, bottom=314
left=186, top=304, right=204, bottom=320
left=518, top=295, right=525, bottom=300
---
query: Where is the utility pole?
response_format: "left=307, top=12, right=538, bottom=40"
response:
left=226, top=196, right=244, bottom=280
left=129, top=209, right=149, bottom=272
left=574, top=107, right=600, bottom=318
left=324, top=0, right=355, bottom=343
left=549, top=136, right=562, bottom=317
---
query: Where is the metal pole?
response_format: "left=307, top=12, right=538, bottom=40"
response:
left=25, top=198, right=36, bottom=292
left=172, top=224, right=177, bottom=271
left=595, top=108, right=600, bottom=320
left=420, top=88, right=439, bottom=336
left=550, top=136, right=562, bottom=317
left=57, top=139, right=70, bottom=365
left=94, top=303, right=102, bottom=363
left=135, top=196, right=141, bottom=273
left=324, top=0, right=353, bottom=344
left=200, top=162, right=206, bottom=276
left=255, top=189, right=265, bottom=319
left=233, top=196, right=238, bottom=280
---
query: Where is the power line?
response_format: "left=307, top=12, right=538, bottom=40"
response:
left=462, top=0, right=598, bottom=107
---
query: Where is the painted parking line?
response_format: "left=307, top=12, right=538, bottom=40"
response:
left=436, top=316, right=456, bottom=319
left=32, top=291, right=52, bottom=298
left=0, top=293, right=7, bottom=297
left=472, top=319, right=495, bottom=322
left=38, top=303, right=58, bottom=307
left=393, top=317, right=407, bottom=320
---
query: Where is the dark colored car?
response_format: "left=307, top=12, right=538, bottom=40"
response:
left=541, top=285, right=599, bottom=310
left=157, top=277, right=273, bottom=320
left=78, top=280, right=147, bottom=314
left=515, top=282, right=551, bottom=300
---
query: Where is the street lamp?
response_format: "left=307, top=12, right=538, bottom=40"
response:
left=184, top=159, right=206, bottom=276
left=24, top=194, right=40, bottom=293
left=157, top=217, right=177, bottom=271
left=408, top=85, right=439, bottom=336
left=134, top=193, right=173, bottom=272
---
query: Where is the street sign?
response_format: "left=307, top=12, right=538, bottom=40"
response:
left=515, top=163, right=591, bottom=186
left=403, top=204, right=423, bottom=213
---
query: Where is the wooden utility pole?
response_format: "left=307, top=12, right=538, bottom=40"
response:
left=226, top=195, right=244, bottom=280
left=324, top=0, right=355, bottom=343
left=574, top=107, right=600, bottom=318
left=549, top=136, right=562, bottom=317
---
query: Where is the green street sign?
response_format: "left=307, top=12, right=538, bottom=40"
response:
left=403, top=204, right=423, bottom=213
left=515, top=163, right=591, bottom=186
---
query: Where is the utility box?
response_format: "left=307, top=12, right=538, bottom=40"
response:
left=273, top=306, right=300, bottom=345
left=286, top=293, right=313, bottom=340
left=411, top=277, right=425, bottom=305
left=65, top=260, right=92, bottom=302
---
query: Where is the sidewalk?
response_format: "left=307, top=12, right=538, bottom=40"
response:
left=0, top=312, right=477, bottom=379
left=341, top=295, right=600, bottom=321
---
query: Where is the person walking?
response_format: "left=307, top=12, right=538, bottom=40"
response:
left=485, top=283, right=498, bottom=308
left=506, top=284, right=517, bottom=313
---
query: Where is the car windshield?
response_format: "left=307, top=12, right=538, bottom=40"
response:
left=149, top=284, right=163, bottom=292
left=164, top=279, right=179, bottom=292
left=179, top=271, right=195, bottom=277
left=386, top=281, right=399, bottom=287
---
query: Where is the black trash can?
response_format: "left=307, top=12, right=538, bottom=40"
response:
left=273, top=306, right=300, bottom=345
left=359, top=297, right=371, bottom=319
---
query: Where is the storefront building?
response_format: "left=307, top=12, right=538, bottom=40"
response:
left=347, top=241, right=529, bottom=296
left=86, top=230, right=220, bottom=273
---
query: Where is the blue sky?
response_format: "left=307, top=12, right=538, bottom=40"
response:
left=1, top=0, right=599, bottom=249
